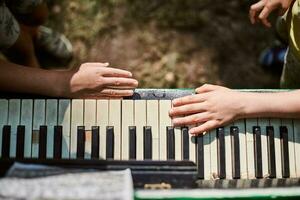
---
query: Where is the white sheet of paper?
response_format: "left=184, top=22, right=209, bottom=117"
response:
left=0, top=163, right=133, bottom=200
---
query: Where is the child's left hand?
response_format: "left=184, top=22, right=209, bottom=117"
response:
left=169, top=84, right=244, bottom=135
left=249, top=0, right=294, bottom=27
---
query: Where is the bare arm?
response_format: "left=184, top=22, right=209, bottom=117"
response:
left=169, top=84, right=300, bottom=135
left=0, top=59, right=138, bottom=98
left=0, top=59, right=67, bottom=97
left=239, top=90, right=300, bottom=119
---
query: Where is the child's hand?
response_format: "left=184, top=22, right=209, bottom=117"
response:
left=249, top=0, right=294, bottom=27
left=64, top=62, right=138, bottom=98
left=169, top=84, right=244, bottom=135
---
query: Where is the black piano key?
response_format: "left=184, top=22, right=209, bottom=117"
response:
left=217, top=127, right=226, bottom=179
left=167, top=126, right=175, bottom=160
left=253, top=126, right=263, bottom=179
left=129, top=126, right=136, bottom=160
left=91, top=126, right=99, bottom=159
left=182, top=127, right=189, bottom=160
left=76, top=126, right=85, bottom=159
left=143, top=126, right=152, bottom=160
left=106, top=126, right=114, bottom=159
left=280, top=126, right=290, bottom=178
left=16, top=125, right=25, bottom=159
left=230, top=126, right=240, bottom=179
left=196, top=134, right=204, bottom=179
left=54, top=126, right=62, bottom=159
left=266, top=126, right=276, bottom=178
left=38, top=126, right=47, bottom=159
left=2, top=125, right=11, bottom=158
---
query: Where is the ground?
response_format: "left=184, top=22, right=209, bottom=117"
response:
left=47, top=0, right=281, bottom=89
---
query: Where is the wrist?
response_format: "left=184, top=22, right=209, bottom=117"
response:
left=53, top=70, right=74, bottom=98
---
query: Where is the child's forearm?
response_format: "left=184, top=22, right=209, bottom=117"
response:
left=239, top=90, right=300, bottom=119
left=0, top=60, right=70, bottom=97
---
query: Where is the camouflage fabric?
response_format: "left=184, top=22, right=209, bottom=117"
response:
left=0, top=1, right=20, bottom=49
left=0, top=0, right=44, bottom=50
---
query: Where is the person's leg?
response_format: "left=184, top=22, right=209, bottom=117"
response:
left=4, top=24, right=40, bottom=68
left=0, top=1, right=40, bottom=68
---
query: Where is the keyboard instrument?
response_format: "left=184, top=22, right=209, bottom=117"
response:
left=1, top=89, right=300, bottom=199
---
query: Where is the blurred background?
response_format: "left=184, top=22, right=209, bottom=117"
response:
left=46, top=0, right=282, bottom=89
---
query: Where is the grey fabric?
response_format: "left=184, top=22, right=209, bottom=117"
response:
left=0, top=1, right=20, bottom=49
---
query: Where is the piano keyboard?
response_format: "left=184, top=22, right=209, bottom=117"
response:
left=1, top=89, right=300, bottom=181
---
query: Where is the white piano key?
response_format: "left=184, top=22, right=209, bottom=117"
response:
left=245, top=118, right=258, bottom=179
left=146, top=100, right=159, bottom=160
left=224, top=125, right=232, bottom=179
left=293, top=119, right=300, bottom=177
left=58, top=100, right=71, bottom=159
left=45, top=99, right=58, bottom=159
left=271, top=118, right=282, bottom=178
left=175, top=127, right=182, bottom=161
left=20, top=100, right=33, bottom=158
left=281, top=119, right=296, bottom=177
left=109, top=100, right=121, bottom=160
left=135, top=100, right=146, bottom=160
left=32, top=100, right=45, bottom=158
left=210, top=128, right=218, bottom=179
left=203, top=131, right=211, bottom=180
left=121, top=100, right=134, bottom=160
left=84, top=100, right=96, bottom=159
left=258, top=118, right=270, bottom=178
left=70, top=99, right=84, bottom=158
left=0, top=99, right=8, bottom=158
left=8, top=100, right=21, bottom=158
left=96, top=100, right=109, bottom=159
left=234, top=119, right=247, bottom=179
left=159, top=100, right=172, bottom=160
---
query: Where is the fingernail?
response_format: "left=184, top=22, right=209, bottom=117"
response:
left=104, top=62, right=109, bottom=66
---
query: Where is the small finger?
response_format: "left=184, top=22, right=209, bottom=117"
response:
left=84, top=62, right=110, bottom=67
left=103, top=77, right=138, bottom=88
left=172, top=112, right=211, bottom=127
left=172, top=94, right=204, bottom=107
left=101, top=67, right=133, bottom=78
left=249, top=1, right=266, bottom=24
left=169, top=103, right=206, bottom=117
left=100, top=89, right=134, bottom=97
left=259, top=7, right=272, bottom=27
left=189, top=120, right=218, bottom=135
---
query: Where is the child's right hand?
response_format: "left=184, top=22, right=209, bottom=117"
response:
left=63, top=62, right=138, bottom=98
left=249, top=0, right=294, bottom=27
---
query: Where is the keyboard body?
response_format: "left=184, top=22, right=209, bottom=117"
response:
left=1, top=89, right=300, bottom=199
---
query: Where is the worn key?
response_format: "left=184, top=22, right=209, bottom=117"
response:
left=280, top=126, right=290, bottom=178
left=197, top=134, right=204, bottom=179
left=129, top=126, right=136, bottom=160
left=106, top=126, right=114, bottom=159
left=217, top=127, right=226, bottom=179
left=39, top=126, right=47, bottom=159
left=54, top=126, right=62, bottom=159
left=2, top=126, right=11, bottom=158
left=91, top=126, right=99, bottom=159
left=231, top=126, right=240, bottom=179
left=77, top=126, right=85, bottom=159
left=267, top=126, right=276, bottom=178
left=144, top=126, right=152, bottom=160
left=167, top=126, right=175, bottom=160
left=16, top=125, right=25, bottom=159
left=253, top=126, right=263, bottom=179
left=182, top=127, right=189, bottom=160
